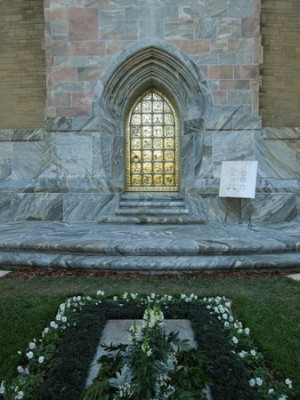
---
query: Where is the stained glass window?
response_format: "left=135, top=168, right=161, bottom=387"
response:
left=126, top=90, right=179, bottom=192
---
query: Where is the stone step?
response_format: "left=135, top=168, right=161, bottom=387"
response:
left=98, top=215, right=205, bottom=224
left=116, top=207, right=189, bottom=216
left=120, top=193, right=184, bottom=201
left=119, top=200, right=186, bottom=208
left=1, top=250, right=300, bottom=273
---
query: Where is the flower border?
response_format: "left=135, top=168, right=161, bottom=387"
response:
left=0, top=292, right=295, bottom=400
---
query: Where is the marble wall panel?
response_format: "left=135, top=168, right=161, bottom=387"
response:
left=228, top=0, right=254, bottom=18
left=233, top=115, right=261, bottom=130
left=181, top=135, right=194, bottom=180
left=63, top=193, right=117, bottom=221
left=0, top=129, right=44, bottom=142
left=212, top=130, right=256, bottom=178
left=52, top=133, right=93, bottom=178
left=92, top=133, right=112, bottom=178
left=191, top=194, right=226, bottom=222
left=251, top=194, right=297, bottom=223
left=205, top=0, right=228, bottom=18
left=138, top=19, right=164, bottom=40
left=217, top=18, right=241, bottom=39
left=257, top=138, right=299, bottom=179
left=184, top=192, right=297, bottom=223
left=0, top=193, right=12, bottom=221
left=194, top=17, right=218, bottom=39
left=165, top=19, right=194, bottom=39
left=0, top=143, right=12, bottom=180
left=219, top=39, right=254, bottom=64
left=11, top=193, right=63, bottom=221
left=205, top=106, right=254, bottom=130
left=178, top=1, right=205, bottom=19
left=111, top=136, right=124, bottom=183
left=11, top=143, right=46, bottom=180
left=194, top=132, right=213, bottom=179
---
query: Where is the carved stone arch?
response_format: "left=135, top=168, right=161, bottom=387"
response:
left=89, top=39, right=212, bottom=187
left=91, top=38, right=212, bottom=132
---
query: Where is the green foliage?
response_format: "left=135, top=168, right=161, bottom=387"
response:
left=83, top=304, right=209, bottom=400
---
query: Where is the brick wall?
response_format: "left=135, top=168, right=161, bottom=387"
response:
left=260, top=0, right=300, bottom=126
left=0, top=0, right=45, bottom=129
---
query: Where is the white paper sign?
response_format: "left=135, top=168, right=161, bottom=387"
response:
left=219, top=161, right=258, bottom=199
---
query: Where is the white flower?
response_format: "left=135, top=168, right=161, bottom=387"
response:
left=239, top=351, right=247, bottom=358
left=29, top=342, right=36, bottom=350
left=50, top=321, right=58, bottom=329
left=285, top=378, right=292, bottom=389
left=15, top=391, right=24, bottom=399
left=278, top=395, right=287, bottom=400
left=224, top=321, right=229, bottom=328
left=249, top=378, right=256, bottom=387
left=38, top=356, right=45, bottom=364
left=232, top=336, right=238, bottom=344
left=62, top=316, right=67, bottom=323
left=268, top=388, right=274, bottom=394
left=129, top=322, right=141, bottom=341
left=244, top=327, right=250, bottom=335
left=0, top=381, right=5, bottom=395
left=256, top=377, right=263, bottom=386
left=56, top=313, right=62, bottom=321
left=222, top=313, right=228, bottom=320
left=17, top=366, right=25, bottom=374
left=26, top=351, right=34, bottom=359
left=250, top=349, right=257, bottom=357
left=113, top=296, right=118, bottom=301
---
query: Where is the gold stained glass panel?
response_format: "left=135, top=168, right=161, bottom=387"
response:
left=126, top=89, right=179, bottom=192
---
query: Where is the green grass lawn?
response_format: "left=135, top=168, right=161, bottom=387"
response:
left=0, top=273, right=300, bottom=395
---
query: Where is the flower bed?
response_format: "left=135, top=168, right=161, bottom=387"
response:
left=0, top=292, right=295, bottom=400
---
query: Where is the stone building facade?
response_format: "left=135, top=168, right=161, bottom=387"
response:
left=0, top=0, right=299, bottom=223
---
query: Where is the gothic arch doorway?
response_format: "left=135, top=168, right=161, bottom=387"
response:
left=126, top=89, right=180, bottom=192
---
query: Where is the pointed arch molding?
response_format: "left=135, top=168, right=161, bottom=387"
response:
left=90, top=39, right=213, bottom=133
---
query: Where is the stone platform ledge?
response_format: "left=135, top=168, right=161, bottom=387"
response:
left=0, top=252, right=299, bottom=274
left=0, top=220, right=299, bottom=273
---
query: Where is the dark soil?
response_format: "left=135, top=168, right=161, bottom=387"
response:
left=3, top=267, right=287, bottom=280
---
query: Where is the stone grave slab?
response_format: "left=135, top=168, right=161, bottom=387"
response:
left=86, top=319, right=197, bottom=387
left=0, top=270, right=11, bottom=277
left=287, top=273, right=300, bottom=281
